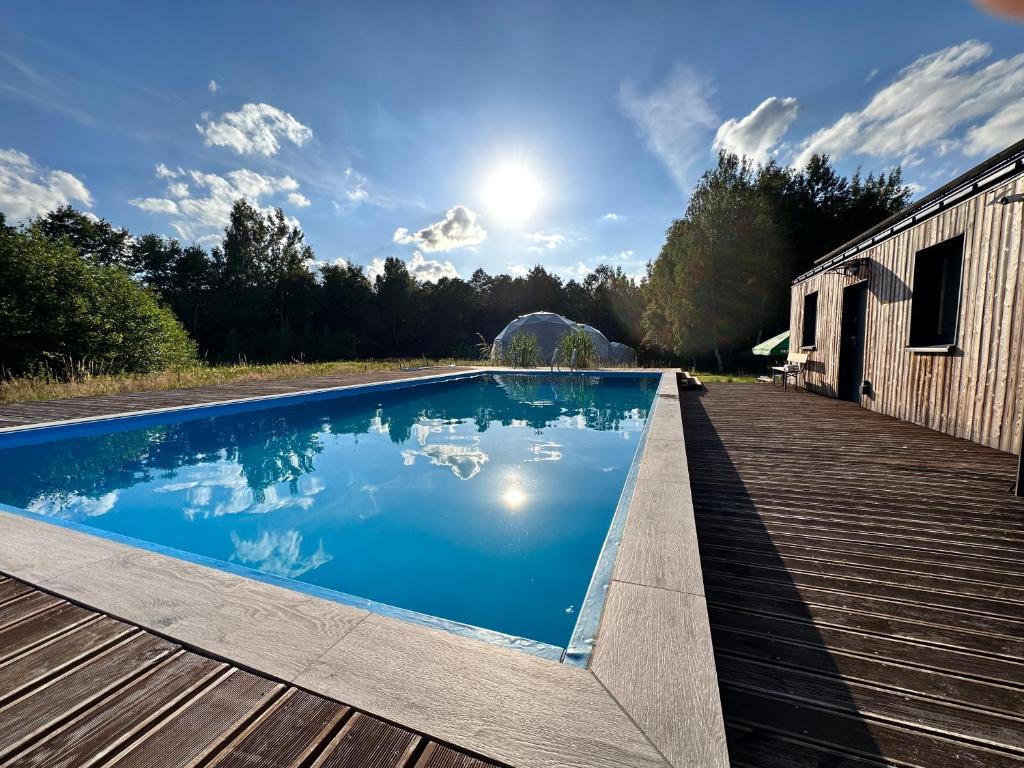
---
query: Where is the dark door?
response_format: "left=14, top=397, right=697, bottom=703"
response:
left=838, top=282, right=868, bottom=402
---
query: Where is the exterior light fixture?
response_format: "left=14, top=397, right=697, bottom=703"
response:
left=988, top=193, right=1024, bottom=206
left=836, top=258, right=869, bottom=278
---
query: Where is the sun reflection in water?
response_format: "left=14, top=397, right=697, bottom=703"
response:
left=502, top=485, right=526, bottom=510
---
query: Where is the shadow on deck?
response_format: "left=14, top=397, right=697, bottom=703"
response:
left=680, top=384, right=1024, bottom=767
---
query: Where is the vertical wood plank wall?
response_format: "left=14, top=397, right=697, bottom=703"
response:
left=790, top=170, right=1024, bottom=454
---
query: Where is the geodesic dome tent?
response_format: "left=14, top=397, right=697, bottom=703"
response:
left=576, top=323, right=611, bottom=363
left=609, top=342, right=637, bottom=366
left=491, top=312, right=578, bottom=364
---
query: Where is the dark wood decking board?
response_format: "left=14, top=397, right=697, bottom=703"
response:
left=0, top=367, right=472, bottom=429
left=0, top=576, right=504, bottom=768
left=680, top=384, right=1024, bottom=768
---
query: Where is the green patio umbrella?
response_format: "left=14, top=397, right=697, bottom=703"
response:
left=752, top=330, right=790, bottom=357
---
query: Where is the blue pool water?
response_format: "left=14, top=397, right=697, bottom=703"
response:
left=0, top=372, right=657, bottom=651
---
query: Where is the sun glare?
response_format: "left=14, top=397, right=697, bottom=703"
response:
left=483, top=163, right=541, bottom=225
left=502, top=485, right=527, bottom=510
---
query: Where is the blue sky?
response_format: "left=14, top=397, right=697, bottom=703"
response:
left=1, top=1, right=1022, bottom=282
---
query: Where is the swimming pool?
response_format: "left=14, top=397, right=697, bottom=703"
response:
left=0, top=371, right=658, bottom=659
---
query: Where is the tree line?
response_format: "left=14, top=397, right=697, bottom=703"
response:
left=0, top=151, right=912, bottom=379
left=0, top=200, right=643, bottom=376
left=644, top=153, right=911, bottom=369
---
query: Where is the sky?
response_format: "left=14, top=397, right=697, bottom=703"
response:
left=1, top=1, right=1022, bottom=283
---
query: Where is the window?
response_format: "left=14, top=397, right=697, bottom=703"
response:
left=909, top=234, right=964, bottom=348
left=801, top=291, right=818, bottom=348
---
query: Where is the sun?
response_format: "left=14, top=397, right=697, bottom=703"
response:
left=483, top=162, right=541, bottom=225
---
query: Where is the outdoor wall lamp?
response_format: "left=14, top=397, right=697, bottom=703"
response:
left=836, top=258, right=869, bottom=278
left=988, top=193, right=1024, bottom=206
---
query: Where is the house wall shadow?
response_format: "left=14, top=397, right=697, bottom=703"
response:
left=678, top=388, right=885, bottom=764
left=868, top=262, right=912, bottom=304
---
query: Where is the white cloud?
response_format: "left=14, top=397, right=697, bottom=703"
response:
left=527, top=231, right=567, bottom=252
left=366, top=257, right=386, bottom=282
left=619, top=66, right=718, bottom=189
left=402, top=441, right=489, bottom=480
left=196, top=103, right=313, bottom=156
left=601, top=212, right=622, bottom=221
left=964, top=101, right=1024, bottom=156
left=230, top=530, right=331, bottom=579
left=208, top=79, right=220, bottom=93
left=793, top=40, right=1024, bottom=167
left=155, top=163, right=181, bottom=179
left=394, top=205, right=487, bottom=252
left=287, top=191, right=311, bottom=208
left=344, top=166, right=369, bottom=201
left=865, top=68, right=879, bottom=84
left=130, top=165, right=307, bottom=241
left=0, top=148, right=92, bottom=221
left=714, top=96, right=799, bottom=163
left=408, top=250, right=458, bottom=281
left=129, top=197, right=179, bottom=214
left=27, top=490, right=118, bottom=521
left=367, top=251, right=458, bottom=283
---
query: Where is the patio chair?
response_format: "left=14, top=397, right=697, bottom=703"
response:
left=771, top=352, right=808, bottom=390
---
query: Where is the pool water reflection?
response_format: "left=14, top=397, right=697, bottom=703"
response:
left=0, top=373, right=657, bottom=648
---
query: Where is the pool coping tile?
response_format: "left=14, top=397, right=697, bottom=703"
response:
left=0, top=367, right=728, bottom=768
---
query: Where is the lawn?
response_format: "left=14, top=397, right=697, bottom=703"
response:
left=0, top=359, right=481, bottom=404
left=0, top=360, right=759, bottom=405
left=689, top=371, right=759, bottom=384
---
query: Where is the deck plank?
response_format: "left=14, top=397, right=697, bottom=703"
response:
left=0, top=576, right=504, bottom=768
left=312, top=711, right=421, bottom=767
left=682, top=384, right=1024, bottom=767
left=7, top=653, right=224, bottom=768
left=0, top=633, right=174, bottom=761
left=0, top=602, right=93, bottom=665
left=208, top=688, right=349, bottom=768
left=109, top=668, right=281, bottom=768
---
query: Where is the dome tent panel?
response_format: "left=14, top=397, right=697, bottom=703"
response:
left=609, top=342, right=636, bottom=365
left=491, top=312, right=578, bottom=364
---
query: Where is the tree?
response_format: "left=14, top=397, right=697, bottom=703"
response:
left=318, top=261, right=374, bottom=358
left=0, top=225, right=196, bottom=377
left=373, top=257, right=417, bottom=355
left=643, top=152, right=910, bottom=370
left=36, top=206, right=133, bottom=269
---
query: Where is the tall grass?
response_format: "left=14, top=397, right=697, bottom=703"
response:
left=497, top=332, right=543, bottom=368
left=554, top=328, right=596, bottom=369
left=0, top=358, right=480, bottom=404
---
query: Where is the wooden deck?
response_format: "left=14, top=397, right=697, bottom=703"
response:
left=681, top=384, right=1024, bottom=767
left=0, top=367, right=471, bottom=429
left=0, top=575, right=501, bottom=767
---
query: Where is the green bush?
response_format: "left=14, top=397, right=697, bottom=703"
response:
left=498, top=331, right=542, bottom=368
left=0, top=225, right=198, bottom=378
left=554, top=328, right=596, bottom=369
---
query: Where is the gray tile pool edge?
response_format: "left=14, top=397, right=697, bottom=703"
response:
left=564, top=387, right=654, bottom=666
left=589, top=375, right=729, bottom=768
left=0, top=368, right=727, bottom=768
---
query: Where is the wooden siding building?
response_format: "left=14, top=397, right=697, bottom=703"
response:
left=789, top=139, right=1024, bottom=453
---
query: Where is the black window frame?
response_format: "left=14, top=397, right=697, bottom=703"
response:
left=908, top=234, right=965, bottom=349
left=801, top=291, right=818, bottom=349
